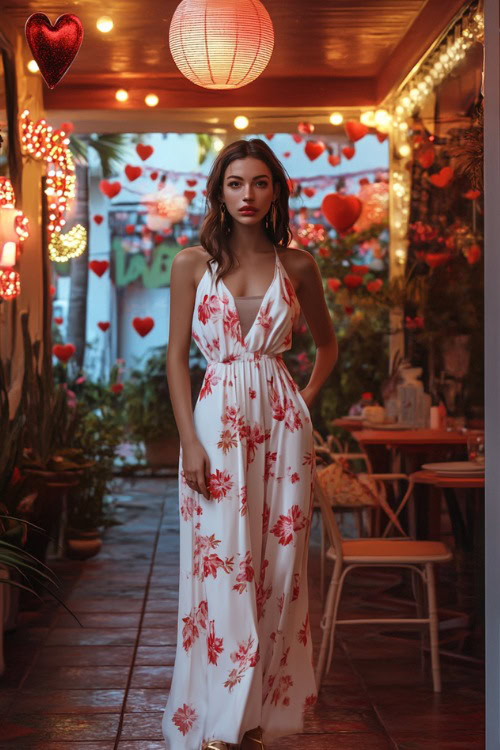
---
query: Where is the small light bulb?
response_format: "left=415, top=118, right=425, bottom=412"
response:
left=399, top=144, right=411, bottom=158
left=96, top=16, right=114, bottom=33
left=213, top=137, right=224, bottom=152
left=329, top=112, right=343, bottom=125
left=27, top=59, right=39, bottom=73
left=115, top=89, right=129, bottom=102
left=145, top=93, right=159, bottom=107
left=234, top=116, right=249, bottom=130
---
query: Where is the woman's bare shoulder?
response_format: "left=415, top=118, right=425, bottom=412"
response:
left=278, top=245, right=316, bottom=288
left=172, top=245, right=212, bottom=286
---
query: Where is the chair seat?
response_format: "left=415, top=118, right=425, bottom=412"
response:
left=326, top=538, right=453, bottom=563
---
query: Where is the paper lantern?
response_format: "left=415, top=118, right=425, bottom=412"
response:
left=169, top=0, right=274, bottom=90
left=142, top=186, right=187, bottom=231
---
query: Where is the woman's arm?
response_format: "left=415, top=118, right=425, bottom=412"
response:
left=167, top=248, right=211, bottom=499
left=295, top=249, right=338, bottom=407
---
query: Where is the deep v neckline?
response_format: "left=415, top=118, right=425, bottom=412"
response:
left=219, top=246, right=279, bottom=345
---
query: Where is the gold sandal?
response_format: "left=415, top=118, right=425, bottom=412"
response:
left=202, top=741, right=239, bottom=750
left=240, top=727, right=265, bottom=750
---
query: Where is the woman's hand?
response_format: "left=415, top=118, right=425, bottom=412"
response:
left=181, top=438, right=211, bottom=500
left=299, top=386, right=316, bottom=410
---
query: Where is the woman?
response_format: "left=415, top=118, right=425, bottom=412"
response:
left=162, top=138, right=337, bottom=750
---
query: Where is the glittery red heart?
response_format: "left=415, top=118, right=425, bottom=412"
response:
left=52, top=343, right=75, bottom=362
left=25, top=13, right=84, bottom=90
left=132, top=316, right=155, bottom=337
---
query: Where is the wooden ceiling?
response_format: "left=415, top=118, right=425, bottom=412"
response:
left=4, top=0, right=469, bottom=131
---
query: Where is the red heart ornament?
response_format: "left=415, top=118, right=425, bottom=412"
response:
left=52, top=343, right=76, bottom=362
left=463, top=189, right=481, bottom=200
left=429, top=166, right=454, bottom=188
left=89, top=260, right=109, bottom=277
left=328, top=155, right=341, bottom=167
left=292, top=134, right=303, bottom=144
left=282, top=152, right=291, bottom=158
left=344, top=120, right=369, bottom=142
left=125, top=224, right=135, bottom=234
left=418, top=147, right=435, bottom=169
left=342, top=146, right=355, bottom=160
left=99, top=180, right=121, bottom=199
left=305, top=141, right=325, bottom=161
left=133, top=316, right=155, bottom=337
left=98, top=321, right=110, bottom=332
left=184, top=190, right=196, bottom=203
left=298, top=121, right=314, bottom=134
left=93, top=214, right=104, bottom=225
left=186, top=179, right=197, bottom=187
left=125, top=165, right=142, bottom=182
left=111, top=383, right=124, bottom=394
left=265, top=134, right=274, bottom=140
left=150, top=171, right=158, bottom=180
left=376, top=131, right=388, bottom=143
left=54, top=316, right=63, bottom=325
left=321, top=193, right=362, bottom=233
left=50, top=284, right=56, bottom=296
left=25, top=13, right=84, bottom=89
left=303, top=187, right=316, bottom=198
left=177, top=235, right=189, bottom=246
left=136, top=144, right=154, bottom=161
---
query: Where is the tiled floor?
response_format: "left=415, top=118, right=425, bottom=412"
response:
left=0, top=477, right=484, bottom=749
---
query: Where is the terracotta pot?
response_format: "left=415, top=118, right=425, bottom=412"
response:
left=145, top=435, right=180, bottom=468
left=65, top=529, right=103, bottom=560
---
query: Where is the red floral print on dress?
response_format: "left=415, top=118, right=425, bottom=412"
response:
left=270, top=673, right=294, bottom=706
left=264, top=451, right=278, bottom=482
left=267, top=375, right=303, bottom=432
left=277, top=593, right=285, bottom=614
left=208, top=468, right=234, bottom=501
left=240, top=423, right=270, bottom=464
left=182, top=599, right=208, bottom=652
left=199, top=366, right=222, bottom=400
left=233, top=550, right=255, bottom=594
left=221, top=405, right=246, bottom=434
left=256, top=559, right=272, bottom=620
left=223, top=306, right=243, bottom=343
left=198, top=293, right=223, bottom=325
left=193, top=533, right=234, bottom=581
left=290, top=472, right=300, bottom=484
left=172, top=702, right=198, bottom=735
left=280, top=645, right=290, bottom=666
left=217, top=429, right=238, bottom=454
left=297, top=613, right=309, bottom=646
left=239, top=485, right=247, bottom=516
left=249, top=387, right=256, bottom=399
left=224, top=634, right=260, bottom=691
left=207, top=619, right=224, bottom=665
left=180, top=494, right=203, bottom=521
left=292, top=572, right=300, bottom=601
left=262, top=501, right=270, bottom=534
left=270, top=504, right=308, bottom=546
left=255, top=300, right=273, bottom=333
left=304, top=693, right=318, bottom=709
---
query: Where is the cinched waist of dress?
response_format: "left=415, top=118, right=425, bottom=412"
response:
left=207, top=352, right=284, bottom=365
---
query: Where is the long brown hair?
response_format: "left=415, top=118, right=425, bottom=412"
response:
left=199, top=138, right=292, bottom=285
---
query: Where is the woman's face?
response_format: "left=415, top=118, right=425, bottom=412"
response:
left=220, top=157, right=278, bottom=226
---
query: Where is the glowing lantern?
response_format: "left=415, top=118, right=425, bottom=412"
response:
left=0, top=177, right=29, bottom=300
left=169, top=0, right=274, bottom=90
left=141, top=186, right=188, bottom=231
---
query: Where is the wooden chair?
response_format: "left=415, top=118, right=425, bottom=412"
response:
left=313, top=470, right=453, bottom=692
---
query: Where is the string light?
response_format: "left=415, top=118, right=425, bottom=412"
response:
left=234, top=116, right=249, bottom=130
left=329, top=112, right=343, bottom=125
left=115, top=88, right=129, bottom=102
left=48, top=224, right=87, bottom=262
left=0, top=177, right=29, bottom=300
left=145, top=94, right=159, bottom=107
left=96, top=16, right=114, bottom=33
left=27, top=59, right=39, bottom=73
left=0, top=270, right=21, bottom=300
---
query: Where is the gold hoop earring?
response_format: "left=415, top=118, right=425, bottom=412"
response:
left=271, top=201, right=278, bottom=233
left=220, top=202, right=230, bottom=234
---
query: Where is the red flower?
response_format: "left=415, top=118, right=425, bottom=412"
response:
left=343, top=274, right=363, bottom=289
left=208, top=469, right=233, bottom=501
left=327, top=278, right=341, bottom=292
left=366, top=279, right=383, bottom=293
left=270, top=504, right=308, bottom=546
left=318, top=246, right=330, bottom=258
left=110, top=383, right=123, bottom=394
left=172, top=703, right=198, bottom=735
left=424, top=252, right=452, bottom=268
left=350, top=264, right=370, bottom=276
left=207, top=620, right=224, bottom=665
left=466, top=244, right=481, bottom=265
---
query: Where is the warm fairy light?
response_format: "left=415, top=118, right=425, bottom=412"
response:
left=145, top=93, right=159, bottom=107
left=0, top=177, right=29, bottom=278
left=212, top=137, right=224, bottom=152
left=96, top=16, right=114, bottom=33
left=374, top=109, right=391, bottom=127
left=48, top=224, right=87, bottom=262
left=398, top=144, right=411, bottom=157
left=27, top=59, right=39, bottom=73
left=0, top=270, right=21, bottom=300
left=115, top=88, right=129, bottom=102
left=234, top=116, right=249, bottom=130
left=329, top=112, right=343, bottom=125
left=20, top=109, right=75, bottom=246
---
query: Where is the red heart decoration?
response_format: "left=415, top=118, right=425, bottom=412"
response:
left=321, top=193, right=362, bottom=233
left=328, top=155, right=341, bottom=167
left=125, top=224, right=135, bottom=234
left=303, top=187, right=316, bottom=198
left=25, top=13, right=84, bottom=89
left=150, top=171, right=159, bottom=181
left=327, top=278, right=341, bottom=292
left=344, top=120, right=369, bottom=142
left=125, top=165, right=142, bottom=182
left=186, top=179, right=197, bottom=187
left=177, top=235, right=189, bottom=246
left=292, top=134, right=303, bottom=144
left=376, top=131, right=388, bottom=143
left=298, top=121, right=314, bottom=134
left=342, top=146, right=355, bottom=160
left=359, top=178, right=370, bottom=186
left=60, top=121, right=74, bottom=134
left=282, top=152, right=291, bottom=158
left=202, top=189, right=207, bottom=196
left=99, top=180, right=121, bottom=199
left=136, top=144, right=154, bottom=161
left=98, top=321, right=110, bottom=332
left=89, top=260, right=109, bottom=277
left=429, top=166, right=454, bottom=188
left=265, top=134, right=274, bottom=140
left=463, top=189, right=481, bottom=200
left=93, top=214, right=104, bottom=225
left=305, top=141, right=325, bottom=161
left=418, top=147, right=435, bottom=169
left=52, top=343, right=76, bottom=362
left=50, top=284, right=56, bottom=296
left=111, top=383, right=124, bottom=394
left=133, top=316, right=155, bottom=337
left=184, top=190, right=196, bottom=203
left=54, top=316, right=63, bottom=325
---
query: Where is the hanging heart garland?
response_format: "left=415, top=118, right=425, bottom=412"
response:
left=93, top=214, right=104, bottom=225
left=25, top=13, right=84, bottom=89
left=54, top=316, right=63, bottom=325
left=304, top=141, right=325, bottom=161
left=344, top=120, right=368, bottom=142
left=328, top=154, right=341, bottom=167
left=298, top=121, right=315, bottom=134
left=342, top=146, right=355, bottom=160
left=292, top=134, right=303, bottom=144
left=184, top=190, right=196, bottom=203
left=321, top=193, right=362, bottom=233
left=98, top=321, right=110, bottom=332
left=429, top=166, right=454, bottom=188
left=186, top=179, right=197, bottom=187
left=125, top=165, right=142, bottom=182
left=136, top=144, right=154, bottom=161
left=133, top=316, right=155, bottom=337
left=99, top=180, right=121, bottom=199
left=52, top=343, right=76, bottom=362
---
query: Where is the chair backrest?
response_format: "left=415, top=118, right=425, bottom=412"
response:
left=313, top=470, right=344, bottom=561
